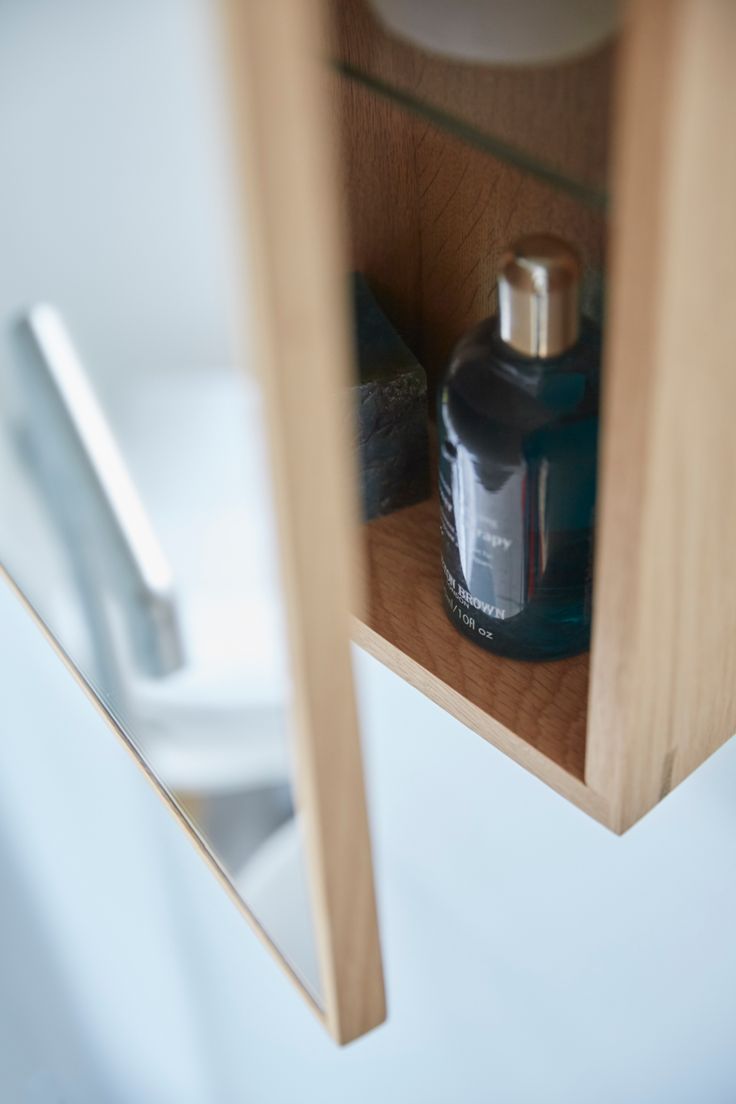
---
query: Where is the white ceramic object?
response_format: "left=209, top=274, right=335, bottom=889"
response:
left=367, top=0, right=618, bottom=66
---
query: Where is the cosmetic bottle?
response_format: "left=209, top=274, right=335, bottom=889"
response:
left=438, top=234, right=600, bottom=660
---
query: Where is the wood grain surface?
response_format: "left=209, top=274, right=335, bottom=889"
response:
left=221, top=0, right=385, bottom=1043
left=332, top=0, right=613, bottom=185
left=354, top=493, right=610, bottom=825
left=587, top=0, right=736, bottom=831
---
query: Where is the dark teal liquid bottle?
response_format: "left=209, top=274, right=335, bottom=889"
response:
left=438, top=235, right=600, bottom=660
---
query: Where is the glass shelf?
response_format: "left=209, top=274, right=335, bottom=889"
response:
left=330, top=0, right=613, bottom=214
left=333, top=60, right=609, bottom=212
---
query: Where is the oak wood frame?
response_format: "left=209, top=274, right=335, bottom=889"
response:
left=220, top=0, right=385, bottom=1042
left=587, top=0, right=736, bottom=831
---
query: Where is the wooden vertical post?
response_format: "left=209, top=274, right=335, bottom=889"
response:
left=587, top=0, right=736, bottom=831
left=220, top=0, right=386, bottom=1041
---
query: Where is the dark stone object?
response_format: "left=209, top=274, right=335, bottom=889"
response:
left=350, top=274, right=430, bottom=520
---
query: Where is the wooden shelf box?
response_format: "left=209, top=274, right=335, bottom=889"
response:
left=340, top=0, right=736, bottom=833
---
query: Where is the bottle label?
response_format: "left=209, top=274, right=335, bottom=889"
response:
left=439, top=430, right=595, bottom=652
left=439, top=453, right=526, bottom=640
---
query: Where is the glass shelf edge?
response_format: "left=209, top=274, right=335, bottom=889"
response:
left=332, top=59, right=609, bottom=214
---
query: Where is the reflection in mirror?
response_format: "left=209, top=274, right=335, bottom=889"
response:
left=0, top=1, right=322, bottom=1006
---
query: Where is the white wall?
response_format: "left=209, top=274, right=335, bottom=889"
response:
left=1, top=3, right=736, bottom=1102
left=0, top=0, right=235, bottom=392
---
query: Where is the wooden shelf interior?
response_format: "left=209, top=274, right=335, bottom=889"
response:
left=342, top=1, right=736, bottom=834
left=332, top=0, right=610, bottom=398
left=353, top=493, right=609, bottom=823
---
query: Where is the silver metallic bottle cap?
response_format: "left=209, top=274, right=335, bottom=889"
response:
left=498, top=234, right=582, bottom=358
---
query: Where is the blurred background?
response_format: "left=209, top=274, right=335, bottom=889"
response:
left=1, top=1, right=736, bottom=1101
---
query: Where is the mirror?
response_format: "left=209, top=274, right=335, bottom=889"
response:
left=0, top=0, right=384, bottom=1043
